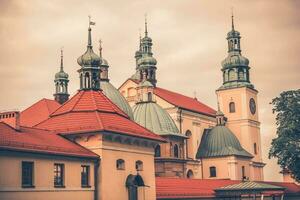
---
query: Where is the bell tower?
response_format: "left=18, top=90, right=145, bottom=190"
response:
left=216, top=14, right=264, bottom=180
left=54, top=48, right=69, bottom=104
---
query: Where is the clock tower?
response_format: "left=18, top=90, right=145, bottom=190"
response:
left=216, top=15, right=264, bottom=180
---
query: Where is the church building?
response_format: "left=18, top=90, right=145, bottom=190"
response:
left=0, top=16, right=299, bottom=200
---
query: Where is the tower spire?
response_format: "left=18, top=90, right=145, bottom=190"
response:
left=99, top=39, right=102, bottom=58
left=88, top=15, right=96, bottom=48
left=60, top=47, right=64, bottom=72
left=231, top=8, right=235, bottom=31
left=144, top=14, right=148, bottom=37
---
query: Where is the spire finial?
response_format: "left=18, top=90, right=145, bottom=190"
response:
left=231, top=7, right=235, bottom=30
left=99, top=39, right=102, bottom=58
left=87, top=15, right=96, bottom=47
left=60, top=47, right=64, bottom=71
left=139, top=28, right=142, bottom=50
left=144, top=14, right=148, bottom=37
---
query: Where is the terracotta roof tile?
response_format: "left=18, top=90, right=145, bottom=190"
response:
left=20, top=98, right=61, bottom=127
left=154, top=87, right=216, bottom=117
left=155, top=178, right=300, bottom=199
left=0, top=122, right=98, bottom=158
left=36, top=90, right=165, bottom=142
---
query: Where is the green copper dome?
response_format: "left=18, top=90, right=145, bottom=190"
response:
left=222, top=52, right=249, bottom=69
left=196, top=126, right=252, bottom=158
left=55, top=70, right=68, bottom=79
left=133, top=102, right=183, bottom=137
left=100, top=81, right=134, bottom=119
left=137, top=55, right=157, bottom=66
left=77, top=27, right=100, bottom=67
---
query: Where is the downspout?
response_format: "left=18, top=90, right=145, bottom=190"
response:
left=200, top=158, right=204, bottom=179
left=94, top=158, right=100, bottom=200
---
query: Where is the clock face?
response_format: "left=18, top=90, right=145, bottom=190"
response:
left=249, top=98, right=256, bottom=115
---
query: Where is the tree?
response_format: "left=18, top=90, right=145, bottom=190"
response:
left=269, top=89, right=300, bottom=182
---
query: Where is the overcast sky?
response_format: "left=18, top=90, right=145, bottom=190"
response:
left=0, top=0, right=299, bottom=181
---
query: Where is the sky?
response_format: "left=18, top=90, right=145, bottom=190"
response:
left=0, top=0, right=299, bottom=181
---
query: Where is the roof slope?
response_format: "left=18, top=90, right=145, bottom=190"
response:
left=20, top=98, right=61, bottom=127
left=36, top=90, right=164, bottom=142
left=154, top=87, right=216, bottom=116
left=101, top=81, right=134, bottom=119
left=196, top=126, right=253, bottom=158
left=133, top=102, right=184, bottom=137
left=0, top=122, right=98, bottom=158
left=156, top=177, right=300, bottom=199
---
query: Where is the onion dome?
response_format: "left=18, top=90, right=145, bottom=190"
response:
left=55, top=49, right=69, bottom=80
left=55, top=70, right=69, bottom=79
left=196, top=110, right=252, bottom=158
left=77, top=27, right=100, bottom=67
left=133, top=102, right=183, bottom=137
left=221, top=53, right=249, bottom=69
left=101, top=81, right=134, bottom=119
left=137, top=55, right=157, bottom=66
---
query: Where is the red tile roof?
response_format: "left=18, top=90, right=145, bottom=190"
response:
left=20, top=98, right=61, bottom=127
left=36, top=90, right=165, bottom=142
left=156, top=177, right=300, bottom=199
left=0, top=122, right=98, bottom=159
left=154, top=87, right=216, bottom=117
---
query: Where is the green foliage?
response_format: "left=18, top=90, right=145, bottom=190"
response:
left=269, top=89, right=300, bottom=182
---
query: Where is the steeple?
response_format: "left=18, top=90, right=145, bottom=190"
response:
left=54, top=48, right=69, bottom=104
left=98, top=39, right=110, bottom=81
left=136, top=16, right=158, bottom=86
left=77, top=16, right=101, bottom=90
left=218, top=13, right=254, bottom=90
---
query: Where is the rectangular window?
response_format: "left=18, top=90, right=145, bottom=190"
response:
left=81, top=165, right=90, bottom=187
left=54, top=163, right=64, bottom=187
left=22, top=161, right=34, bottom=187
left=209, top=166, right=217, bottom=177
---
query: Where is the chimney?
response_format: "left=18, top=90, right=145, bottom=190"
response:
left=0, top=111, right=20, bottom=130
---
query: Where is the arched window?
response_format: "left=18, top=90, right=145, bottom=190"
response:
left=209, top=166, right=216, bottom=177
left=229, top=102, right=235, bottom=113
left=228, top=69, right=235, bottom=81
left=84, top=72, right=90, bottom=88
left=148, top=92, right=152, bottom=101
left=238, top=69, right=244, bottom=80
left=170, top=142, right=173, bottom=157
left=242, top=166, right=246, bottom=180
left=135, top=160, right=143, bottom=171
left=174, top=144, right=179, bottom=158
left=254, top=143, right=257, bottom=155
left=187, top=170, right=194, bottom=179
left=116, top=159, right=125, bottom=170
left=185, top=130, right=192, bottom=158
left=154, top=145, right=161, bottom=157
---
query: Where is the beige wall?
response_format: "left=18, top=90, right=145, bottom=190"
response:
left=0, top=151, right=95, bottom=200
left=216, top=87, right=264, bottom=180
left=75, top=133, right=157, bottom=200
left=201, top=156, right=251, bottom=180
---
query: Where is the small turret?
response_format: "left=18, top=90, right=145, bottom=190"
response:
left=77, top=16, right=101, bottom=90
left=54, top=48, right=69, bottom=104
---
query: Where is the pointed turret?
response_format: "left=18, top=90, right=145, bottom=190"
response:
left=77, top=16, right=101, bottom=90
left=219, top=13, right=254, bottom=90
left=54, top=48, right=69, bottom=104
left=136, top=16, right=158, bottom=86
